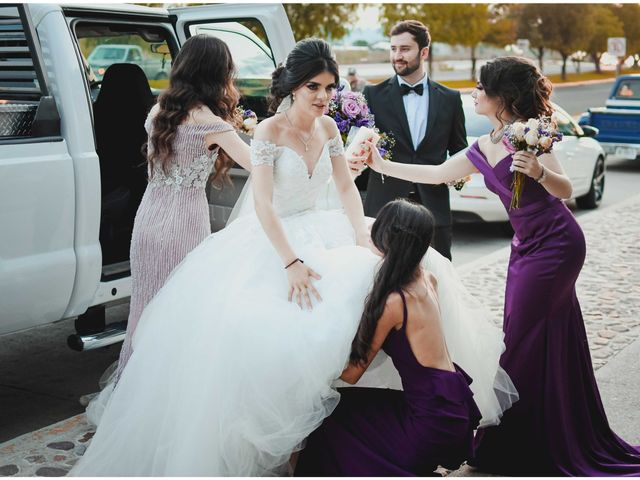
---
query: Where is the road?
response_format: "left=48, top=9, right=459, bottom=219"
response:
left=0, top=80, right=634, bottom=445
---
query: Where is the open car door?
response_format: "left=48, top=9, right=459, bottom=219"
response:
left=0, top=4, right=76, bottom=334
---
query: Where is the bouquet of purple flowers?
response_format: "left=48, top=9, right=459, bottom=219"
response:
left=327, top=86, right=395, bottom=162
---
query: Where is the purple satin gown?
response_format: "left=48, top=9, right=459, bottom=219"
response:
left=467, top=141, right=640, bottom=475
left=295, top=290, right=482, bottom=477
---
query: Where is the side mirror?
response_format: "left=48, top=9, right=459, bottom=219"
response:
left=581, top=125, right=599, bottom=138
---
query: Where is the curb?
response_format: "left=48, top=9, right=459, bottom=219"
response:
left=457, top=77, right=615, bottom=94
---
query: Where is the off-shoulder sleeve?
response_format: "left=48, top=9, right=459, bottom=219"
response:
left=328, top=134, right=345, bottom=157
left=250, top=139, right=277, bottom=167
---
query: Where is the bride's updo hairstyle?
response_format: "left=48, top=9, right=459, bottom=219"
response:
left=268, top=38, right=339, bottom=114
left=350, top=199, right=435, bottom=366
left=479, top=56, right=554, bottom=124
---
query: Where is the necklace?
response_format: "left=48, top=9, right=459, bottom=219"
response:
left=490, top=120, right=515, bottom=144
left=284, top=111, right=316, bottom=152
left=490, top=125, right=507, bottom=144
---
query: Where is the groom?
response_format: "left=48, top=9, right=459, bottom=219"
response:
left=363, top=20, right=467, bottom=260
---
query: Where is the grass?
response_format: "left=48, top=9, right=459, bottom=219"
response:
left=368, top=67, right=640, bottom=89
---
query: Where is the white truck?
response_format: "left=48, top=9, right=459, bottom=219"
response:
left=0, top=3, right=295, bottom=348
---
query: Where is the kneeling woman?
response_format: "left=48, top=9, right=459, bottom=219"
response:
left=296, top=199, right=482, bottom=476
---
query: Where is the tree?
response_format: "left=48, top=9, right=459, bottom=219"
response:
left=535, top=4, right=597, bottom=80
left=446, top=4, right=492, bottom=80
left=516, top=4, right=548, bottom=72
left=586, top=5, right=624, bottom=73
left=611, top=3, right=640, bottom=68
left=283, top=4, right=360, bottom=42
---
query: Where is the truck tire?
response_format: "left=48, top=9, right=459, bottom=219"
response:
left=576, top=156, right=605, bottom=210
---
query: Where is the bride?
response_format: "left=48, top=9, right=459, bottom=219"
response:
left=70, top=38, right=516, bottom=477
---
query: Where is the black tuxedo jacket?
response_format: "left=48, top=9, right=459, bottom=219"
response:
left=363, top=76, right=467, bottom=226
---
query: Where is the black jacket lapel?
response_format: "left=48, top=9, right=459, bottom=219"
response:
left=387, top=77, right=414, bottom=151
left=417, top=79, right=441, bottom=151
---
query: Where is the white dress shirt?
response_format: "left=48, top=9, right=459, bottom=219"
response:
left=398, top=74, right=429, bottom=150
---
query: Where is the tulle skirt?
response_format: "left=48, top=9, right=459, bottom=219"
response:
left=72, top=208, right=516, bottom=476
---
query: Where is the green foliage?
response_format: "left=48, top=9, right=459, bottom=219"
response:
left=611, top=4, right=640, bottom=58
left=352, top=39, right=369, bottom=47
left=283, top=3, right=360, bottom=41
left=586, top=5, right=624, bottom=72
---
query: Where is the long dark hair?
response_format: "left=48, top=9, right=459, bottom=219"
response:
left=350, top=199, right=435, bottom=366
left=479, top=56, right=554, bottom=124
left=268, top=38, right=339, bottom=114
left=149, top=35, right=240, bottom=186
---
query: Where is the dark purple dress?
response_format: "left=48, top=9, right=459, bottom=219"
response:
left=295, top=290, right=482, bottom=477
left=467, top=141, right=640, bottom=475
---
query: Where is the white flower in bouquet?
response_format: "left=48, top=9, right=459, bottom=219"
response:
left=526, top=118, right=539, bottom=131
left=525, top=129, right=539, bottom=147
left=512, top=122, right=526, bottom=140
left=538, top=136, right=553, bottom=150
left=243, top=116, right=258, bottom=130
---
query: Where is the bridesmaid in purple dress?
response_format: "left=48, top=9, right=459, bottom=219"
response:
left=362, top=56, right=640, bottom=475
left=115, top=35, right=252, bottom=379
left=295, top=199, right=482, bottom=476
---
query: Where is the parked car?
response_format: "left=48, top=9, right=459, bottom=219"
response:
left=87, top=44, right=169, bottom=81
left=0, top=3, right=295, bottom=346
left=578, top=74, right=640, bottom=161
left=450, top=95, right=606, bottom=223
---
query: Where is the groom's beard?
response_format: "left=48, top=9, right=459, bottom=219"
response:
left=392, top=53, right=421, bottom=78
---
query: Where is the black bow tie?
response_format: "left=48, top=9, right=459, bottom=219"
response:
left=400, top=83, right=424, bottom=96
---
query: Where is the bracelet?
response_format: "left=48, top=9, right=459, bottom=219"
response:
left=535, top=164, right=547, bottom=184
left=284, top=258, right=303, bottom=270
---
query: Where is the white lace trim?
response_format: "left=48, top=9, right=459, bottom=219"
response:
left=250, top=139, right=277, bottom=167
left=148, top=153, right=217, bottom=191
left=328, top=134, right=345, bottom=157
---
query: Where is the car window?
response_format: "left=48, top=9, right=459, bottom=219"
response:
left=554, top=109, right=580, bottom=136
left=614, top=79, right=640, bottom=100
left=188, top=19, right=275, bottom=118
left=126, top=49, right=143, bottom=62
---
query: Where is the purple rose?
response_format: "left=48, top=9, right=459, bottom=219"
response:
left=341, top=99, right=361, bottom=119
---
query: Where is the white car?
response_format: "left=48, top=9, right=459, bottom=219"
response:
left=449, top=95, right=606, bottom=223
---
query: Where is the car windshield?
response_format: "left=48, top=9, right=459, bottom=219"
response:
left=90, top=47, right=127, bottom=62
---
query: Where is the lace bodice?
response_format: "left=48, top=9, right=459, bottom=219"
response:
left=250, top=134, right=344, bottom=217
left=144, top=114, right=234, bottom=191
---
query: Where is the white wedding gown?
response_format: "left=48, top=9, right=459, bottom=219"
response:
left=71, top=134, right=516, bottom=476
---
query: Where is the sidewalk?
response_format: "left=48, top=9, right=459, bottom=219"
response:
left=1, top=194, right=639, bottom=476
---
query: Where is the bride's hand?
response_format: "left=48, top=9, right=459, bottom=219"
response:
left=287, top=261, right=322, bottom=310
left=363, top=140, right=385, bottom=173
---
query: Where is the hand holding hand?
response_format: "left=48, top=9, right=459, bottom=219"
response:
left=511, top=150, right=543, bottom=179
left=286, top=261, right=322, bottom=310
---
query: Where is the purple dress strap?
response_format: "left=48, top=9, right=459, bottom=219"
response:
left=397, top=290, right=408, bottom=330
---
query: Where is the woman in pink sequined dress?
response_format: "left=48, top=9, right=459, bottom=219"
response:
left=87, top=35, right=251, bottom=424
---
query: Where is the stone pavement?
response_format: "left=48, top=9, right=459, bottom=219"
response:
left=1, top=193, right=639, bottom=477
